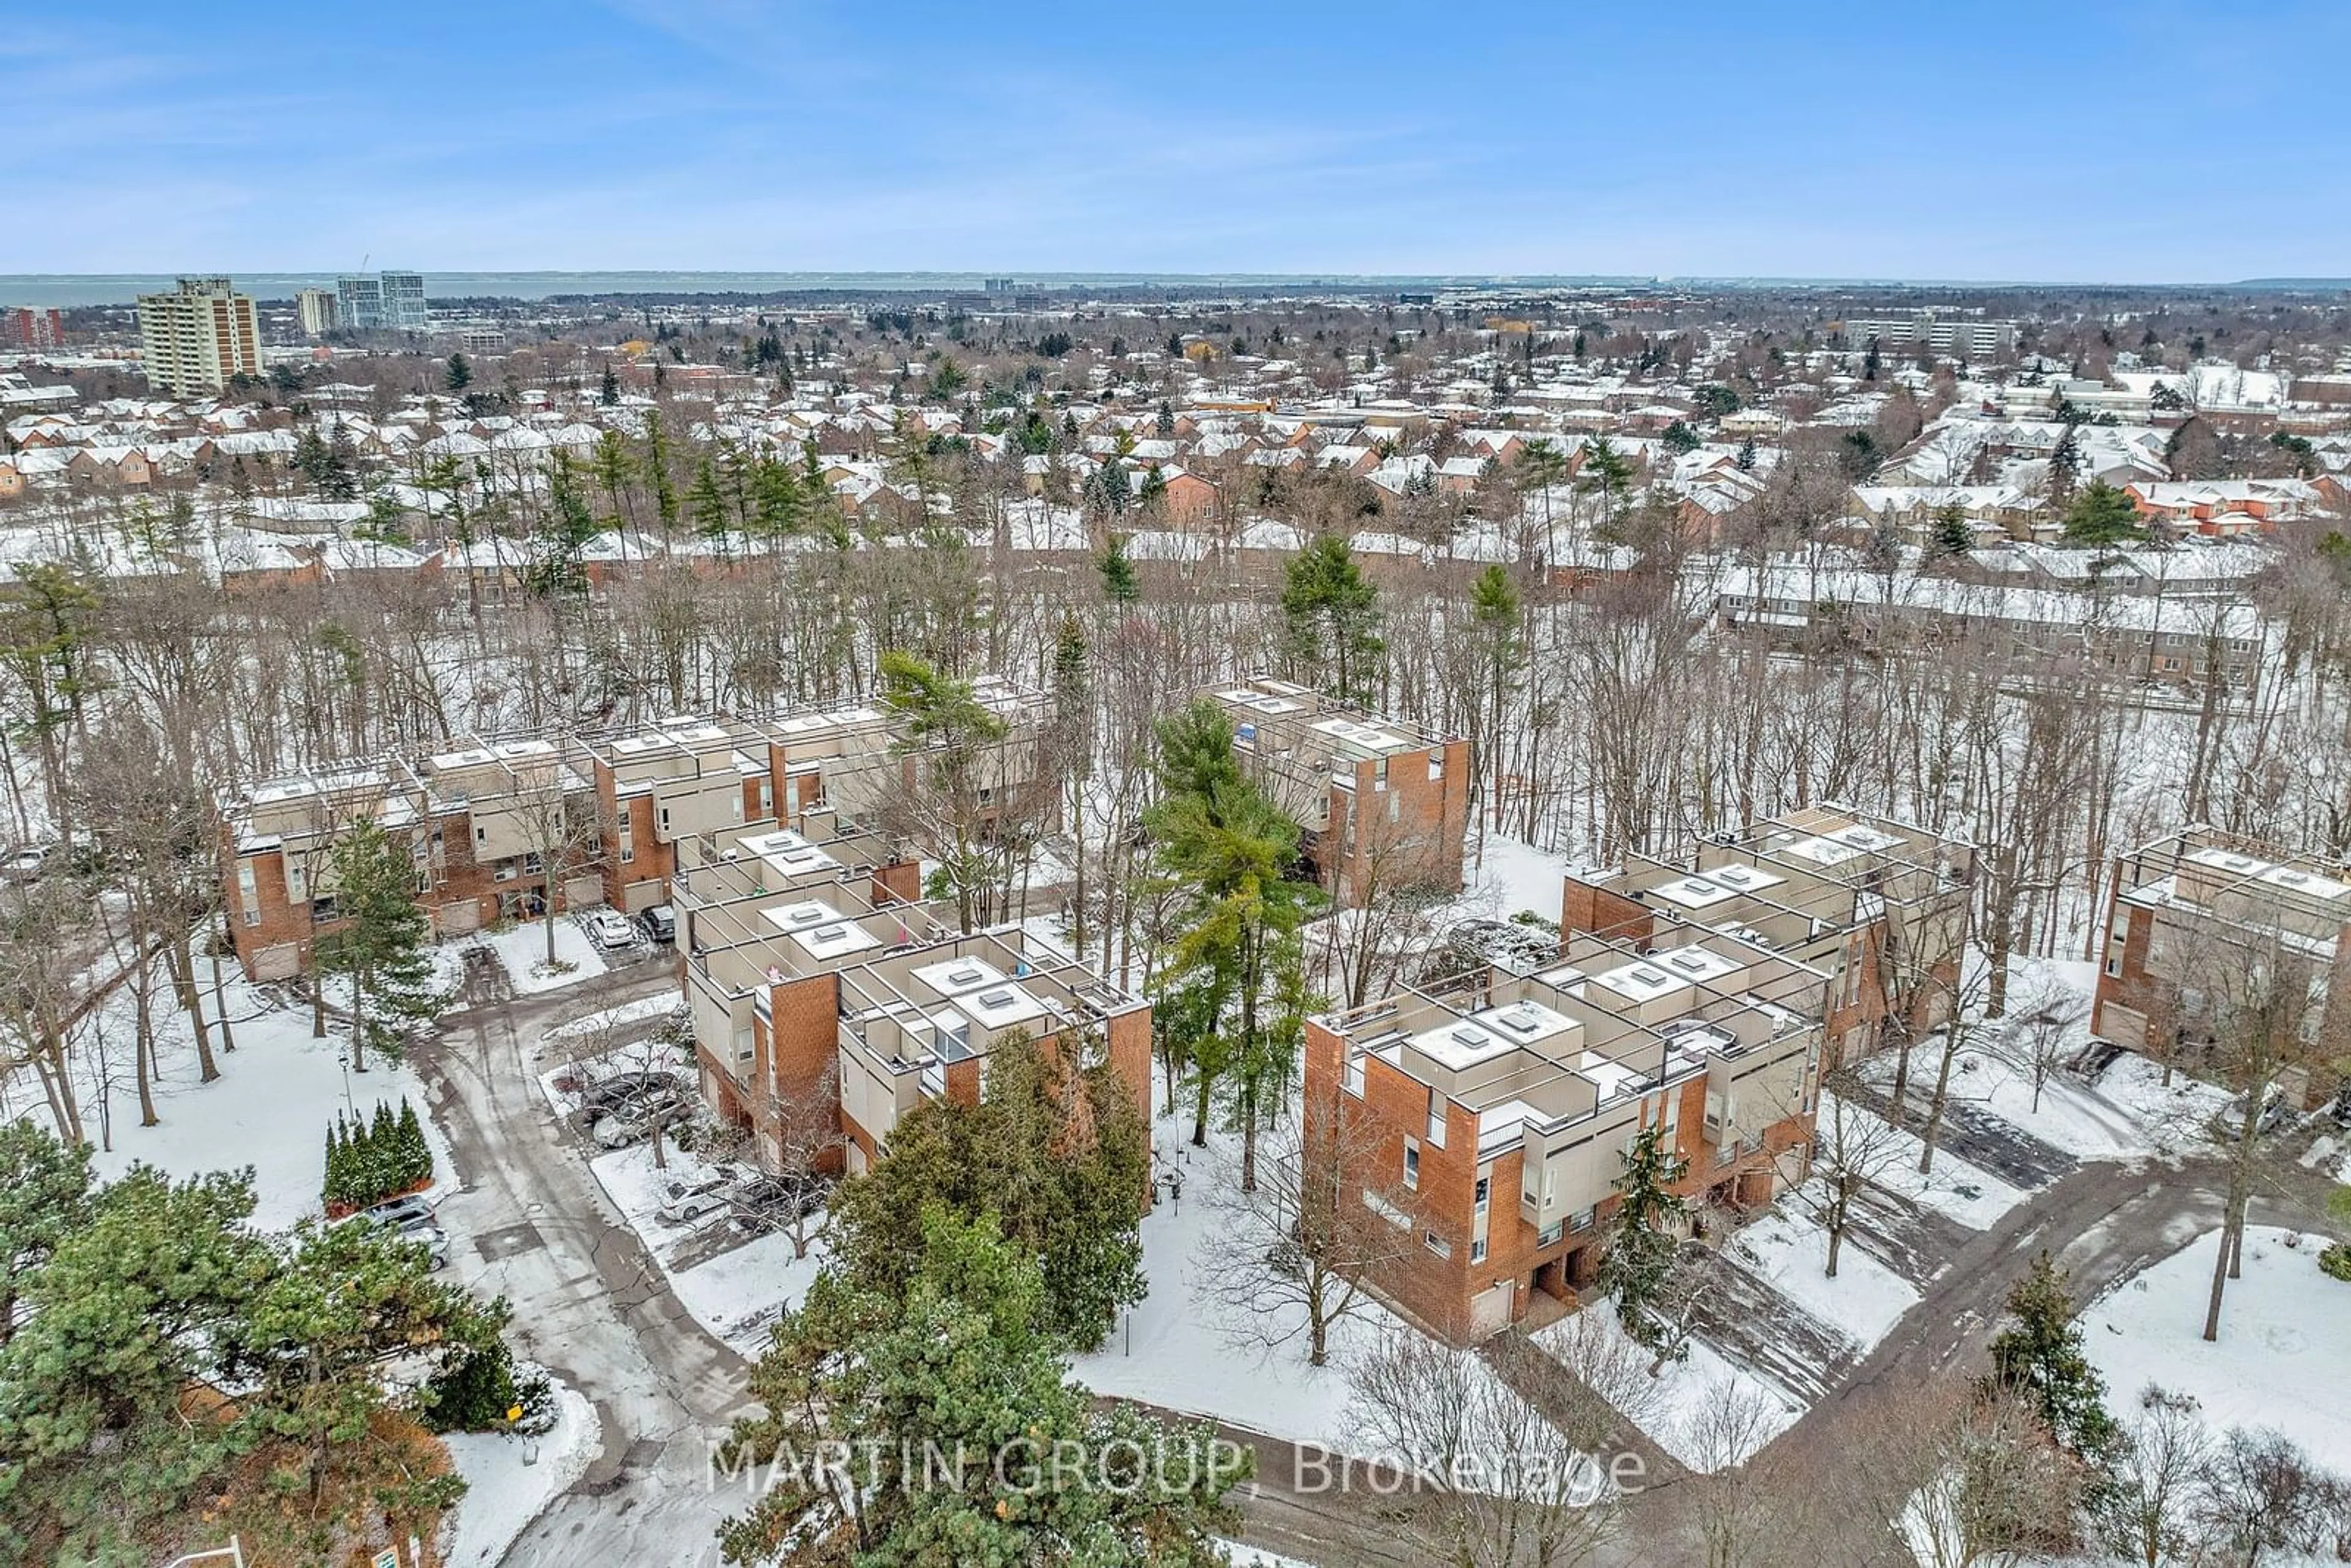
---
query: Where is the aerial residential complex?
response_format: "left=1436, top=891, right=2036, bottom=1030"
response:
left=217, top=681, right=1053, bottom=979
left=2094, top=826, right=2351, bottom=1108
left=1205, top=676, right=1471, bottom=898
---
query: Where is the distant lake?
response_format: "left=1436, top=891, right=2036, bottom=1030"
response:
left=0, top=271, right=1649, bottom=308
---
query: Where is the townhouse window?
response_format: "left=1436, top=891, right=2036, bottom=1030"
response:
left=1344, top=1052, right=1365, bottom=1097
left=310, top=896, right=338, bottom=925
left=1469, top=1237, right=1488, bottom=1264
left=1537, top=1220, right=1565, bottom=1248
left=522, top=851, right=544, bottom=875
left=493, top=858, right=517, bottom=882
left=1387, top=791, right=1401, bottom=823
left=618, top=814, right=635, bottom=864
left=1425, top=1087, right=1447, bottom=1148
left=1428, top=749, right=1444, bottom=781
left=1570, top=1207, right=1594, bottom=1234
left=1473, top=1175, right=1490, bottom=1213
left=1423, top=1230, right=1452, bottom=1261
left=1403, top=1139, right=1420, bottom=1189
left=2104, top=956, right=2121, bottom=977
left=758, top=779, right=773, bottom=817
left=475, top=823, right=488, bottom=844
left=414, top=868, right=430, bottom=895
left=241, top=902, right=260, bottom=928
left=658, top=805, right=672, bottom=837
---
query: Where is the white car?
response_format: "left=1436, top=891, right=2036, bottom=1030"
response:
left=587, top=910, right=637, bottom=950
left=656, top=1190, right=733, bottom=1226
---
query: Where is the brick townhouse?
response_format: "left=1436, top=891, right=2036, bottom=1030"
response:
left=672, top=812, right=1149, bottom=1176
left=2093, top=827, right=2351, bottom=1108
left=219, top=680, right=1054, bottom=980
left=1306, top=921, right=1829, bottom=1343
left=1202, top=676, right=1469, bottom=901
left=222, top=739, right=601, bottom=980
left=1561, top=806, right=1976, bottom=1068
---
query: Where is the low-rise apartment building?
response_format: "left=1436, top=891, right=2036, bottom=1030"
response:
left=1559, top=806, right=1977, bottom=1067
left=1203, top=677, right=1469, bottom=900
left=2093, top=827, right=2351, bottom=1107
left=1306, top=922, right=1829, bottom=1343
left=220, top=681, right=1056, bottom=979
left=672, top=814, right=1148, bottom=1174
left=221, top=739, right=602, bottom=978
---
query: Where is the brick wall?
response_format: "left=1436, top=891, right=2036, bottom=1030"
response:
left=1560, top=877, right=1652, bottom=944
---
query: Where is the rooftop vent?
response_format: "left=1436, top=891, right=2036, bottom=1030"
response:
left=1447, top=1027, right=1491, bottom=1049
left=948, top=967, right=984, bottom=986
left=977, top=989, right=1015, bottom=1010
left=1632, top=967, right=1671, bottom=987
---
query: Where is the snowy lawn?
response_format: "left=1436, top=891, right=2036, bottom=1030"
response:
left=484, top=918, right=610, bottom=994
left=440, top=1370, right=601, bottom=1568
left=1537, top=1299, right=1804, bottom=1474
left=1215, top=1541, right=1315, bottom=1568
left=1725, top=1202, right=1921, bottom=1356
left=1071, top=1129, right=1378, bottom=1448
left=1820, top=1089, right=2028, bottom=1230
left=58, top=976, right=458, bottom=1231
left=545, top=992, right=679, bottom=1043
left=2084, top=1225, right=2351, bottom=1474
left=1452, top=833, right=1576, bottom=925
left=1915, top=953, right=2231, bottom=1163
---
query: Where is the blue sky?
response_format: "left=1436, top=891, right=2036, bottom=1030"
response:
left=6, top=1, right=2346, bottom=281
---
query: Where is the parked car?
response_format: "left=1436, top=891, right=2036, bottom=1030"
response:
left=395, top=1218, right=451, bottom=1271
left=656, top=1189, right=734, bottom=1226
left=360, top=1193, right=436, bottom=1229
left=2, top=844, right=54, bottom=883
left=587, top=909, right=638, bottom=950
left=640, top=904, right=677, bottom=943
left=570, top=1070, right=680, bottom=1127
left=591, top=1087, right=687, bottom=1149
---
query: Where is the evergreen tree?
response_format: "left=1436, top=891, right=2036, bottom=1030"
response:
left=1146, top=703, right=1321, bottom=1180
left=1156, top=399, right=1176, bottom=437
left=1097, top=534, right=1140, bottom=602
left=825, top=1034, right=1148, bottom=1349
left=718, top=1206, right=1243, bottom=1567
left=1138, top=463, right=1169, bottom=513
left=2060, top=479, right=2147, bottom=548
left=1660, top=419, right=1701, bottom=456
left=688, top=455, right=730, bottom=549
left=1597, top=1124, right=1689, bottom=1356
left=1931, top=500, right=1976, bottom=557
left=0, top=1117, right=92, bottom=1349
left=397, top=1098, right=434, bottom=1190
left=1278, top=533, right=1384, bottom=705
left=444, top=353, right=472, bottom=392
left=313, top=817, right=443, bottom=1072
left=1576, top=434, right=1637, bottom=518
left=1736, top=435, right=1758, bottom=471
left=1988, top=1250, right=2115, bottom=1456
left=599, top=361, right=620, bottom=406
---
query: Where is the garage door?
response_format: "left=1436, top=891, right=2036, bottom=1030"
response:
left=2098, top=1002, right=2147, bottom=1050
left=1468, top=1278, right=1515, bottom=1340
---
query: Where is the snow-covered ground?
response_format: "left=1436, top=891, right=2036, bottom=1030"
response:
left=1819, top=1090, right=2028, bottom=1231
left=440, top=1371, right=601, bottom=1568
left=484, top=918, right=610, bottom=994
left=1724, top=1204, right=1921, bottom=1356
left=1072, top=1128, right=1373, bottom=1448
left=1453, top=833, right=1577, bottom=925
left=57, top=973, right=458, bottom=1230
left=1216, top=1540, right=1315, bottom=1568
left=546, top=992, right=678, bottom=1042
left=2084, top=1225, right=2351, bottom=1475
left=1539, top=1300, right=1804, bottom=1473
left=1920, top=953, right=2230, bottom=1164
